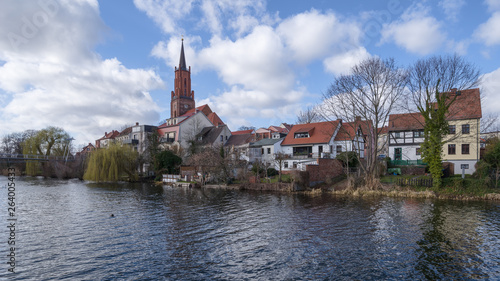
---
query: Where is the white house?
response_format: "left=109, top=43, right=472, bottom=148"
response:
left=279, top=121, right=342, bottom=171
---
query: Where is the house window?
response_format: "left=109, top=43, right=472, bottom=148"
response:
left=462, top=124, right=470, bottom=134
left=293, top=162, right=297, bottom=168
left=395, top=132, right=401, bottom=139
left=394, top=148, right=402, bottom=161
left=261, top=148, right=264, bottom=154
left=449, top=125, right=456, bottom=134
left=448, top=144, right=456, bottom=155
left=294, top=132, right=310, bottom=138
left=413, top=131, right=424, bottom=138
left=225, top=136, right=228, bottom=140
left=284, top=162, right=289, bottom=168
left=462, top=144, right=470, bottom=154
left=267, top=148, right=271, bottom=154
left=220, top=135, right=223, bottom=142
left=336, top=145, right=342, bottom=153
left=416, top=148, right=421, bottom=155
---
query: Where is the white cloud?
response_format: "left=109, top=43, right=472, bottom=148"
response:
left=380, top=5, right=446, bottom=55
left=193, top=25, right=305, bottom=128
left=199, top=26, right=294, bottom=92
left=439, top=0, right=465, bottom=21
left=133, top=0, right=194, bottom=34
left=323, top=47, right=372, bottom=76
left=481, top=67, right=500, bottom=118
left=277, top=9, right=363, bottom=64
left=134, top=0, right=267, bottom=37
left=474, top=12, right=500, bottom=46
left=150, top=35, right=202, bottom=73
left=0, top=0, right=164, bottom=145
left=485, top=0, right=500, bottom=12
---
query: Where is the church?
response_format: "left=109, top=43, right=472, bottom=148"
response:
left=157, top=39, right=231, bottom=151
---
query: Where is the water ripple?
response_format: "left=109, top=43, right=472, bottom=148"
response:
left=0, top=177, right=499, bottom=280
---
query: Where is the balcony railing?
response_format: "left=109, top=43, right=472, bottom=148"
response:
left=122, top=139, right=139, bottom=145
left=160, top=137, right=176, bottom=143
left=288, top=153, right=334, bottom=159
left=390, top=160, right=426, bottom=166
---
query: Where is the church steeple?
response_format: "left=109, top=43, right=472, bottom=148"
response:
left=171, top=39, right=195, bottom=118
left=179, top=39, right=187, bottom=71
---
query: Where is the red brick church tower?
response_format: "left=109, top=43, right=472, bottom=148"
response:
left=171, top=39, right=195, bottom=118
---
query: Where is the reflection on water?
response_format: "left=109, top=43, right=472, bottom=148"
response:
left=0, top=176, right=499, bottom=280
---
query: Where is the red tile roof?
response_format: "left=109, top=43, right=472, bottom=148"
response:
left=446, top=88, right=482, bottom=120
left=378, top=126, right=388, bottom=134
left=281, top=121, right=340, bottom=146
left=268, top=126, right=286, bottom=133
left=207, top=112, right=224, bottom=126
left=97, top=130, right=120, bottom=140
left=182, top=104, right=212, bottom=117
left=334, top=123, right=357, bottom=141
left=389, top=112, right=425, bottom=131
left=281, top=123, right=293, bottom=132
left=389, top=88, right=482, bottom=131
left=334, top=119, right=373, bottom=141
left=158, top=104, right=225, bottom=128
left=232, top=129, right=254, bottom=135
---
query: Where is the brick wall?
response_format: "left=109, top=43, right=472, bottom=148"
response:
left=306, top=158, right=344, bottom=183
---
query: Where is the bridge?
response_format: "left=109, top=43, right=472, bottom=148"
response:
left=0, top=154, right=75, bottom=163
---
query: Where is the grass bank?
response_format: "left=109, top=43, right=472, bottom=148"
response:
left=327, top=175, right=500, bottom=201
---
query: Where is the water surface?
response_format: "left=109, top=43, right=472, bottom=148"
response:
left=0, top=176, right=499, bottom=280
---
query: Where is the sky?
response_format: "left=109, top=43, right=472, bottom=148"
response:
left=1, top=0, right=500, bottom=149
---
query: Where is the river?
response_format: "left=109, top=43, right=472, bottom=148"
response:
left=0, top=176, right=499, bottom=280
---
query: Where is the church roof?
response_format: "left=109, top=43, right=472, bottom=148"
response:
left=207, top=112, right=224, bottom=126
left=179, top=39, right=187, bottom=71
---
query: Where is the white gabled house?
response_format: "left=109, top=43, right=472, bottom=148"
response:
left=279, top=121, right=342, bottom=171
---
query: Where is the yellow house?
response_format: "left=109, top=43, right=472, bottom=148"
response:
left=441, top=88, right=482, bottom=174
left=388, top=88, right=482, bottom=175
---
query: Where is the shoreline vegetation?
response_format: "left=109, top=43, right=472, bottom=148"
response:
left=161, top=176, right=500, bottom=202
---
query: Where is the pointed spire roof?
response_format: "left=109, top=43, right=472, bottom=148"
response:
left=179, top=39, right=187, bottom=71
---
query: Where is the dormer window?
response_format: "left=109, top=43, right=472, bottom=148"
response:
left=294, top=132, right=310, bottom=138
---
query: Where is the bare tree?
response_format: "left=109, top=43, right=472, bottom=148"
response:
left=323, top=57, right=407, bottom=187
left=296, top=106, right=323, bottom=124
left=481, top=113, right=499, bottom=134
left=1, top=130, right=37, bottom=154
left=406, top=54, right=480, bottom=188
left=237, top=126, right=256, bottom=131
left=273, top=152, right=288, bottom=182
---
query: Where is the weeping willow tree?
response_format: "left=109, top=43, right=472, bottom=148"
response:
left=84, top=143, right=139, bottom=182
left=22, top=127, right=71, bottom=176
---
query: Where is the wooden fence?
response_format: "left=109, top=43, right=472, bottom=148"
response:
left=395, top=177, right=433, bottom=187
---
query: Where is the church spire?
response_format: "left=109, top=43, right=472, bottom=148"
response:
left=170, top=38, right=195, bottom=118
left=179, top=38, right=187, bottom=71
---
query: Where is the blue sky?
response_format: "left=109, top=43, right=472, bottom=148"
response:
left=1, top=0, right=500, bottom=148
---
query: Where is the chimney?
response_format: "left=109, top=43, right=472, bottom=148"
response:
left=136, top=122, right=139, bottom=126
left=105, top=132, right=107, bottom=135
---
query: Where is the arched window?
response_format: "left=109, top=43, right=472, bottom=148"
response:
left=184, top=78, right=186, bottom=87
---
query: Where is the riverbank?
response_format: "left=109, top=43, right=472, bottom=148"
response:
left=173, top=179, right=500, bottom=202
left=328, top=186, right=500, bottom=201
